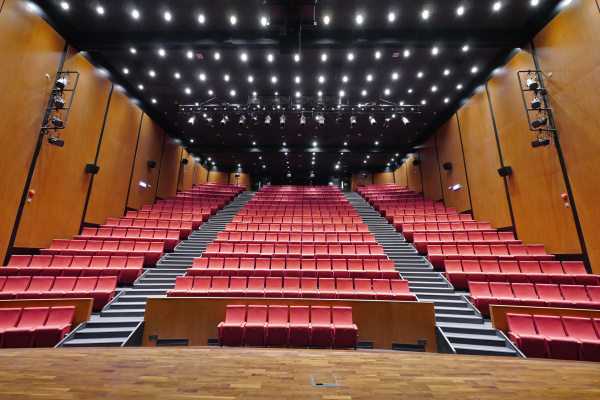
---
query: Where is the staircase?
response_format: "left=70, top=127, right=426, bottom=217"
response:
left=60, top=191, right=255, bottom=347
left=345, top=192, right=520, bottom=357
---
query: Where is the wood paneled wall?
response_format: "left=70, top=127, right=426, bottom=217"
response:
left=458, top=90, right=512, bottom=228
left=0, top=0, right=66, bottom=261
left=419, top=135, right=443, bottom=201
left=156, top=136, right=181, bottom=199
left=373, top=172, right=394, bottom=185
left=127, top=116, right=165, bottom=210
left=395, top=164, right=407, bottom=187
left=177, top=149, right=196, bottom=192
left=351, top=174, right=372, bottom=192
left=85, top=88, right=142, bottom=225
left=194, top=164, right=208, bottom=186
left=406, top=155, right=423, bottom=194
left=435, top=116, right=472, bottom=213
left=208, top=171, right=229, bottom=184
left=229, top=173, right=251, bottom=191
left=488, top=49, right=580, bottom=254
left=533, top=0, right=600, bottom=273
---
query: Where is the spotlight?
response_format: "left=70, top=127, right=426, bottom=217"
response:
left=532, top=138, right=551, bottom=148
left=402, top=116, right=410, bottom=125
left=316, top=115, right=325, bottom=127
left=53, top=96, right=66, bottom=109
left=350, top=116, right=357, bottom=126
left=49, top=117, right=64, bottom=128
left=532, top=117, right=548, bottom=129
left=526, top=77, right=539, bottom=91
left=55, top=76, right=69, bottom=90
left=531, top=97, right=543, bottom=110
left=369, top=115, right=377, bottom=126
left=265, top=115, right=272, bottom=126
left=220, top=115, right=229, bottom=126
left=280, top=115, right=286, bottom=127
left=188, top=117, right=196, bottom=125
left=239, top=115, right=246, bottom=126
left=48, top=136, right=65, bottom=147
left=205, top=117, right=213, bottom=125
left=300, top=115, right=306, bottom=127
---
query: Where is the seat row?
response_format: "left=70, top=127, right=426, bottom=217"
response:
left=118, top=214, right=204, bottom=229
left=1, top=255, right=143, bottom=283
left=401, top=222, right=495, bottom=241
left=218, top=305, right=358, bottom=348
left=507, top=313, right=600, bottom=361
left=0, top=276, right=116, bottom=309
left=231, top=216, right=363, bottom=225
left=224, top=223, right=369, bottom=233
left=413, top=231, right=520, bottom=254
left=386, top=213, right=470, bottom=225
left=202, top=243, right=386, bottom=259
left=69, top=227, right=179, bottom=250
left=187, top=258, right=399, bottom=279
left=168, top=276, right=415, bottom=301
left=0, top=306, right=75, bottom=348
left=446, top=260, right=598, bottom=289
left=214, top=232, right=377, bottom=245
left=103, top=219, right=193, bottom=238
left=427, top=244, right=552, bottom=269
left=40, top=239, right=164, bottom=265
left=140, top=204, right=219, bottom=214
left=381, top=208, right=457, bottom=220
left=469, top=281, right=600, bottom=316
left=238, top=210, right=358, bottom=217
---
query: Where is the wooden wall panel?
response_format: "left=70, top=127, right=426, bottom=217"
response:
left=395, top=163, right=407, bottom=187
left=0, top=0, right=66, bottom=260
left=85, top=89, right=142, bottom=225
left=488, top=49, right=581, bottom=254
left=15, top=48, right=111, bottom=248
left=419, top=135, right=443, bottom=201
left=229, top=173, right=251, bottom=191
left=351, top=174, right=372, bottom=192
left=436, top=116, right=471, bottom=212
left=458, top=90, right=512, bottom=228
left=194, top=164, right=208, bottom=186
left=127, top=115, right=165, bottom=210
left=406, top=155, right=423, bottom=194
left=373, top=172, right=394, bottom=185
left=208, top=171, right=229, bottom=184
left=177, top=149, right=196, bottom=192
left=533, top=0, right=600, bottom=272
left=156, top=136, right=181, bottom=199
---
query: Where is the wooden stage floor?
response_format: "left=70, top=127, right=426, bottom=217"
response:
left=0, top=347, right=598, bottom=399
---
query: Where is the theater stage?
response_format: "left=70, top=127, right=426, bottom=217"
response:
left=0, top=347, right=598, bottom=399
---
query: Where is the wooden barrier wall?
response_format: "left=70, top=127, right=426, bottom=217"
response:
left=143, top=297, right=437, bottom=352
left=208, top=171, right=230, bottom=184
left=156, top=135, right=181, bottom=200
left=419, top=136, right=443, bottom=201
left=178, top=149, right=196, bottom=192
left=373, top=172, right=394, bottom=185
left=0, top=298, right=93, bottom=329
left=230, top=173, right=252, bottom=191
left=406, top=155, right=423, bottom=194
left=350, top=174, right=372, bottom=192
left=194, top=164, right=209, bottom=186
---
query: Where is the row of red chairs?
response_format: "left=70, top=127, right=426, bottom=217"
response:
left=0, top=306, right=75, bottom=348
left=507, top=313, right=600, bottom=361
left=413, top=231, right=520, bottom=253
left=123, top=210, right=208, bottom=224
left=40, top=239, right=163, bottom=264
left=2, top=255, right=143, bottom=283
left=215, top=232, right=377, bottom=245
left=386, top=212, right=470, bottom=225
left=70, top=227, right=179, bottom=250
left=427, top=244, right=552, bottom=269
left=202, top=243, right=386, bottom=259
left=383, top=208, right=458, bottom=220
left=218, top=305, right=357, bottom=348
left=139, top=204, right=218, bottom=214
left=187, top=258, right=399, bottom=279
left=0, top=276, right=116, bottom=309
left=238, top=210, right=357, bottom=217
left=224, top=223, right=369, bottom=233
left=401, top=222, right=495, bottom=241
left=446, top=260, right=598, bottom=289
left=232, top=217, right=363, bottom=225
left=103, top=219, right=193, bottom=237
left=469, top=281, right=600, bottom=316
left=168, top=276, right=415, bottom=301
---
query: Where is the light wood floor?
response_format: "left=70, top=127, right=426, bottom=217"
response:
left=0, top=347, right=598, bottom=399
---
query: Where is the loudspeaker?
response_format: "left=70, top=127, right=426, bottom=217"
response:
left=497, top=166, right=513, bottom=177
left=235, top=174, right=241, bottom=178
left=181, top=159, right=189, bottom=165
left=147, top=160, right=157, bottom=168
left=442, top=162, right=452, bottom=171
left=413, top=160, right=420, bottom=166
left=85, top=164, right=100, bottom=174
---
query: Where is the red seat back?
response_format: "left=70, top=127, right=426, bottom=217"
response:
left=506, top=313, right=537, bottom=336
left=562, top=317, right=599, bottom=341
left=332, top=307, right=354, bottom=326
left=224, top=305, right=246, bottom=324
left=45, top=306, right=75, bottom=328
left=310, top=306, right=330, bottom=325
left=15, top=307, right=50, bottom=328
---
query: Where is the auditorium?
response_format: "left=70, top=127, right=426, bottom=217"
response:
left=0, top=0, right=599, bottom=398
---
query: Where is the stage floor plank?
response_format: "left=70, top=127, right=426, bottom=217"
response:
left=0, top=347, right=599, bottom=399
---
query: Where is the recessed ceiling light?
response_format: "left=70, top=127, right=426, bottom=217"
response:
left=493, top=2, right=502, bottom=11
left=230, top=16, right=237, bottom=25
left=471, top=66, right=479, bottom=74
left=444, top=98, right=450, bottom=103
left=267, top=54, right=274, bottom=62
left=431, top=86, right=438, bottom=92
left=348, top=53, right=354, bottom=61
left=187, top=51, right=194, bottom=59
left=296, top=91, right=301, bottom=97
left=130, top=47, right=137, bottom=54
left=199, top=73, right=206, bottom=81
left=174, top=73, right=181, bottom=79
left=444, top=69, right=450, bottom=76
left=185, top=88, right=191, bottom=94
left=375, top=51, right=381, bottom=59
left=230, top=90, right=236, bottom=96
left=123, top=68, right=129, bottom=74
left=361, top=90, right=367, bottom=96
left=404, top=49, right=410, bottom=58
left=367, top=74, right=373, bottom=81
left=319, top=76, right=325, bottom=83
left=392, top=73, right=399, bottom=80
left=60, top=2, right=69, bottom=10
left=388, top=12, right=396, bottom=22
left=295, top=76, right=301, bottom=83
left=375, top=141, right=379, bottom=145
left=158, top=49, right=166, bottom=57
left=531, top=0, right=539, bottom=5
left=457, top=6, right=465, bottom=16
left=463, top=45, right=470, bottom=52
left=198, top=14, right=205, bottom=24
left=408, top=88, right=413, bottom=93
left=271, top=76, right=277, bottom=83
left=241, top=53, right=248, bottom=61
left=260, top=16, right=268, bottom=26
left=96, top=6, right=104, bottom=14
left=457, top=84, right=463, bottom=89
left=421, top=99, right=427, bottom=105
left=417, top=72, right=424, bottom=78
left=190, top=139, right=194, bottom=143
left=214, top=52, right=220, bottom=60
left=432, top=47, right=439, bottom=55
left=385, top=88, right=390, bottom=95
left=152, top=98, right=157, bottom=104
left=248, top=75, right=253, bottom=82
left=164, top=12, right=172, bottom=22
left=208, top=90, right=214, bottom=95
left=131, top=9, right=139, bottom=19
left=339, top=90, right=345, bottom=96
left=138, top=84, right=143, bottom=90
left=323, top=15, right=330, bottom=25
left=343, top=76, right=349, bottom=83
left=422, top=9, right=430, bottom=20
left=294, top=54, right=300, bottom=62
left=253, top=142, right=256, bottom=146
left=321, top=53, right=328, bottom=62
left=149, top=70, right=156, bottom=77
left=318, top=91, right=323, bottom=96
left=224, top=74, right=230, bottom=81
left=356, top=14, right=363, bottom=24
left=313, top=141, right=318, bottom=147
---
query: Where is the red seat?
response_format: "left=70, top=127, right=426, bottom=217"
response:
left=527, top=244, right=554, bottom=261
left=310, top=306, right=333, bottom=348
left=316, top=259, right=333, bottom=278
left=445, top=260, right=467, bottom=288
left=218, top=305, right=246, bottom=346
left=33, top=306, right=75, bottom=348
left=238, top=258, right=255, bottom=277
left=206, top=258, right=224, bottom=276
left=519, top=261, right=549, bottom=284
left=506, top=313, right=547, bottom=358
left=469, top=282, right=497, bottom=316
left=354, top=279, right=375, bottom=300
left=15, top=277, right=54, bottom=300
left=265, top=277, right=283, bottom=298
left=3, top=307, right=50, bottom=348
left=560, top=285, right=593, bottom=309
left=372, top=279, right=394, bottom=300
left=285, top=259, right=302, bottom=277
left=533, top=315, right=579, bottom=360
left=562, top=261, right=599, bottom=286
left=540, top=261, right=573, bottom=285
left=562, top=316, right=600, bottom=362
left=270, top=259, right=286, bottom=277
left=282, top=277, right=300, bottom=298
left=508, top=245, right=534, bottom=261
left=535, top=284, right=573, bottom=308
left=244, top=305, right=268, bottom=346
left=499, top=261, right=528, bottom=284
left=318, top=278, right=336, bottom=299
left=189, top=277, right=211, bottom=296
left=0, top=308, right=23, bottom=347
left=222, top=258, right=240, bottom=277
left=227, top=277, right=247, bottom=297
left=301, top=260, right=316, bottom=278
left=288, top=306, right=310, bottom=347
left=266, top=305, right=289, bottom=346
left=0, top=277, right=31, bottom=300
left=390, top=280, right=416, bottom=301
left=511, top=283, right=546, bottom=307
left=347, top=259, right=364, bottom=278
left=209, top=277, right=230, bottom=297
left=489, top=282, right=521, bottom=306
left=254, top=259, right=270, bottom=277
left=246, top=277, right=265, bottom=298
left=332, top=307, right=358, bottom=349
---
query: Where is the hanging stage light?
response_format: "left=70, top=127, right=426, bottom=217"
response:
left=369, top=114, right=377, bottom=126
left=350, top=115, right=357, bottom=126
left=531, top=138, right=551, bottom=148
left=280, top=115, right=286, bottom=127
left=239, top=115, right=246, bottom=126
left=526, top=77, right=538, bottom=91
left=56, top=76, right=70, bottom=90
left=205, top=117, right=213, bottom=125
left=220, top=115, right=229, bottom=126
left=402, top=116, right=410, bottom=125
left=53, top=96, right=66, bottom=109
left=531, top=97, right=542, bottom=110
left=50, top=117, right=64, bottom=128
left=48, top=136, right=65, bottom=147
left=188, top=116, right=196, bottom=125
left=532, top=117, right=548, bottom=129
left=265, top=115, right=272, bottom=126
left=300, top=115, right=306, bottom=127
left=316, top=115, right=325, bottom=127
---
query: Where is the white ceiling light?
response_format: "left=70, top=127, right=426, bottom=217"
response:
left=463, top=45, right=470, bottom=52
left=323, top=15, right=330, bottom=25
left=271, top=76, right=277, bottom=83
left=96, top=6, right=104, bottom=14
left=404, top=49, right=410, bottom=58
left=158, top=49, right=166, bottom=57
left=260, top=16, right=268, bottom=26
left=187, top=51, right=194, bottom=59
left=199, top=73, right=206, bottom=81
left=319, top=76, right=325, bottom=83
left=375, top=51, right=381, bottom=59
left=361, top=90, right=367, bottom=96
left=444, top=69, right=450, bottom=76
left=214, top=52, right=220, bottom=60
left=198, top=14, right=205, bottom=24
left=417, top=72, right=424, bottom=78
left=123, top=68, right=129, bottom=74
left=431, top=86, right=438, bottom=92
left=422, top=9, right=430, bottom=20
left=224, top=74, right=230, bottom=81
left=339, top=90, right=345, bottom=96
left=230, top=16, right=237, bottom=25
left=294, top=54, right=300, bottom=62
left=457, top=6, right=465, bottom=16
left=388, top=13, right=396, bottom=22
left=321, top=53, right=328, bottom=62
left=295, top=76, right=301, bottom=83
left=493, top=2, right=502, bottom=11
left=267, top=54, right=274, bottom=62
left=174, top=73, right=181, bottom=79
left=392, top=73, right=399, bottom=80
left=432, top=47, right=439, bottom=55
left=367, top=74, right=373, bottom=81
left=241, top=53, right=248, bottom=61
left=185, top=88, right=191, bottom=94
left=131, top=9, right=140, bottom=19
left=343, top=76, right=349, bottom=82
left=385, top=88, right=391, bottom=95
left=230, top=90, right=236, bottom=96
left=356, top=14, right=363, bottom=25
left=348, top=53, right=354, bottom=61
left=248, top=75, right=253, bottom=82
left=149, top=70, right=156, bottom=77
left=130, top=47, right=137, bottom=54
left=164, top=12, right=172, bottom=22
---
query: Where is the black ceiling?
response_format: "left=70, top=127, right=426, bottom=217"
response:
left=30, top=0, right=563, bottom=179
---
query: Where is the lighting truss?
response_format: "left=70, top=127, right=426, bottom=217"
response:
left=41, top=71, right=80, bottom=131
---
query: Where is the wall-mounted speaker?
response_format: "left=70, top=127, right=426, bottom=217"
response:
left=147, top=160, right=157, bottom=168
left=497, top=166, right=513, bottom=177
left=181, top=159, right=189, bottom=165
left=442, top=162, right=452, bottom=171
left=413, top=160, right=420, bottom=166
left=85, top=164, right=100, bottom=174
